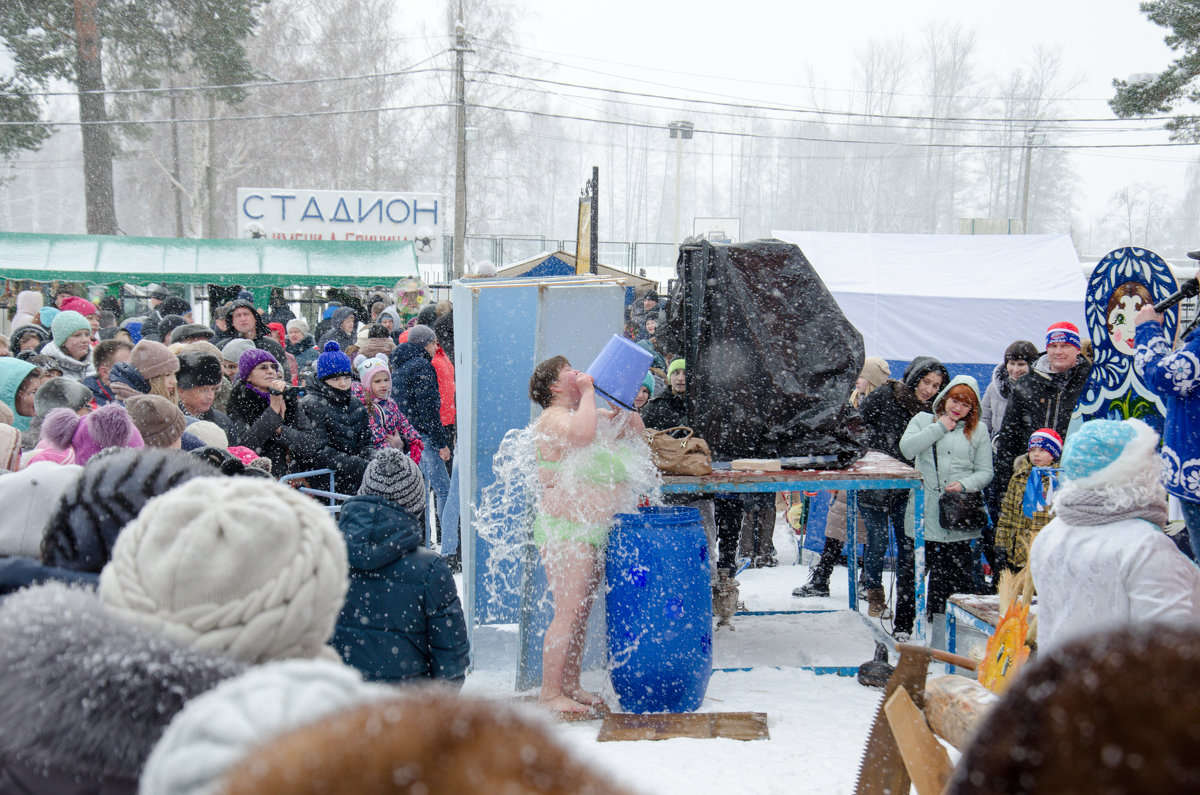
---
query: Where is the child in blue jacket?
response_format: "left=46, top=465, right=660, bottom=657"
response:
left=332, top=448, right=470, bottom=685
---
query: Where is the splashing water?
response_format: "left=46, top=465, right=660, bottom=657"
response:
left=471, top=411, right=662, bottom=618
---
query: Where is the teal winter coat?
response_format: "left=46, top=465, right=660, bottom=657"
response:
left=899, top=375, right=994, bottom=543
left=0, top=358, right=37, bottom=431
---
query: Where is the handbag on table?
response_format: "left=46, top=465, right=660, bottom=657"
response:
left=645, top=426, right=713, bottom=476
left=930, top=427, right=989, bottom=533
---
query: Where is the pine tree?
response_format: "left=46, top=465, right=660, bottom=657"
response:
left=0, top=0, right=265, bottom=233
left=1111, top=0, right=1200, bottom=140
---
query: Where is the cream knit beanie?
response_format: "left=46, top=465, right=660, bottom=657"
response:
left=140, top=659, right=390, bottom=795
left=99, top=477, right=348, bottom=664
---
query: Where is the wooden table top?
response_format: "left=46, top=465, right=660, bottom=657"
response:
left=948, top=593, right=1039, bottom=626
left=661, top=451, right=922, bottom=486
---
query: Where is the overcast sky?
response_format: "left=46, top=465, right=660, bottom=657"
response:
left=505, top=0, right=1186, bottom=221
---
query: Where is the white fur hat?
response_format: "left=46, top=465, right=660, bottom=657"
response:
left=140, top=659, right=390, bottom=795
left=99, top=477, right=348, bottom=664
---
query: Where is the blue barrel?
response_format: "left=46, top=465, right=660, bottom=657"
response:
left=607, top=506, right=713, bottom=713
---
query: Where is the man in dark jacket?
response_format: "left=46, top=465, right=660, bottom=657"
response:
left=641, top=357, right=688, bottom=430
left=221, top=299, right=272, bottom=346
left=993, top=322, right=1093, bottom=518
left=391, top=325, right=450, bottom=546
left=332, top=449, right=469, bottom=686
left=300, top=342, right=375, bottom=493
left=794, top=356, right=948, bottom=626
left=177, top=352, right=238, bottom=446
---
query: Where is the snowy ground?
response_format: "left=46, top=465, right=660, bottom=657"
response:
left=458, top=517, right=976, bottom=794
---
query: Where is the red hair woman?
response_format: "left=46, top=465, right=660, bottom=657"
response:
left=897, top=375, right=994, bottom=645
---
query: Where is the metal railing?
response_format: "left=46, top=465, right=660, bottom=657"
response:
left=278, top=469, right=352, bottom=514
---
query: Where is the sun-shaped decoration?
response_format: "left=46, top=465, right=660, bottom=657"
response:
left=978, top=601, right=1031, bottom=694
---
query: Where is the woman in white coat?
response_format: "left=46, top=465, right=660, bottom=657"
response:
left=1030, top=418, right=1200, bottom=655
left=896, top=375, right=993, bottom=643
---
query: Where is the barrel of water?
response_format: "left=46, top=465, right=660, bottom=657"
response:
left=607, top=506, right=713, bottom=713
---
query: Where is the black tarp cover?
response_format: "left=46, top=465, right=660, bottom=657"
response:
left=662, top=238, right=866, bottom=467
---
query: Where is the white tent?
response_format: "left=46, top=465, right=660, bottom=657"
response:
left=770, top=230, right=1086, bottom=368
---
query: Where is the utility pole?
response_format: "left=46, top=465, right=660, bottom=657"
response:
left=452, top=8, right=472, bottom=280
left=1020, top=128, right=1034, bottom=233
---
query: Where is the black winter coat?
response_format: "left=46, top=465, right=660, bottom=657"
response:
left=0, top=583, right=244, bottom=795
left=993, top=354, right=1093, bottom=493
left=225, top=381, right=319, bottom=476
left=299, top=378, right=376, bottom=492
left=856, top=356, right=948, bottom=506
left=332, top=495, right=469, bottom=685
left=641, top=390, right=688, bottom=431
left=390, top=342, right=446, bottom=448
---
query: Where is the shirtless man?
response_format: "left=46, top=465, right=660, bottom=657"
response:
left=528, top=355, right=645, bottom=715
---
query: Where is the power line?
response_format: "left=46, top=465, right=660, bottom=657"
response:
left=468, top=71, right=1168, bottom=137
left=0, top=102, right=453, bottom=127
left=0, top=56, right=450, bottom=99
left=474, top=59, right=1168, bottom=126
left=466, top=101, right=1200, bottom=150
left=473, top=38, right=1166, bottom=123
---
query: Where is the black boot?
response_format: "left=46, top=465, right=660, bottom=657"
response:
left=793, top=537, right=839, bottom=597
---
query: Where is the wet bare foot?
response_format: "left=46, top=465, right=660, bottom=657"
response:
left=538, top=694, right=594, bottom=716
left=568, top=688, right=607, bottom=708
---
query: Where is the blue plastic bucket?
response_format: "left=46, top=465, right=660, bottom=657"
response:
left=586, top=334, right=653, bottom=410
left=607, top=506, right=713, bottom=713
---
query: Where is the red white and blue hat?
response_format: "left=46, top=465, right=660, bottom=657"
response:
left=1045, top=321, right=1081, bottom=350
left=1028, top=427, right=1064, bottom=460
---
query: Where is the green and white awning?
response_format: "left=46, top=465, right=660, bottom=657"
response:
left=0, top=231, right=419, bottom=288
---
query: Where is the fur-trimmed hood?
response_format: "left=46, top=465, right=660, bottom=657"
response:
left=0, top=582, right=244, bottom=793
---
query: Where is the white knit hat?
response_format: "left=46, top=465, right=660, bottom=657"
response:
left=185, top=420, right=228, bottom=450
left=140, top=659, right=390, bottom=795
left=99, top=477, right=348, bottom=664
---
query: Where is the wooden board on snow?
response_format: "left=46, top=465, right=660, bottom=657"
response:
left=598, top=711, right=769, bottom=742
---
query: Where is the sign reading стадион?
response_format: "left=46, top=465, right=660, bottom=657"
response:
left=236, top=188, right=442, bottom=263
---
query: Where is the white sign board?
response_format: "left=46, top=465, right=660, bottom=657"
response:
left=236, top=188, right=442, bottom=264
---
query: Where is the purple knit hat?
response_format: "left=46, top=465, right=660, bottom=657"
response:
left=235, top=347, right=279, bottom=385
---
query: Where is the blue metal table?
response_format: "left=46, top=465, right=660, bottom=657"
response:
left=660, top=451, right=929, bottom=642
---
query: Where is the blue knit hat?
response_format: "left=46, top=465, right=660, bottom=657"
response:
left=50, top=310, right=91, bottom=347
left=1059, top=418, right=1158, bottom=488
left=316, top=341, right=352, bottom=381
left=39, top=307, right=60, bottom=329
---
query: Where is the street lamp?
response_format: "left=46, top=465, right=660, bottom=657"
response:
left=668, top=120, right=693, bottom=243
